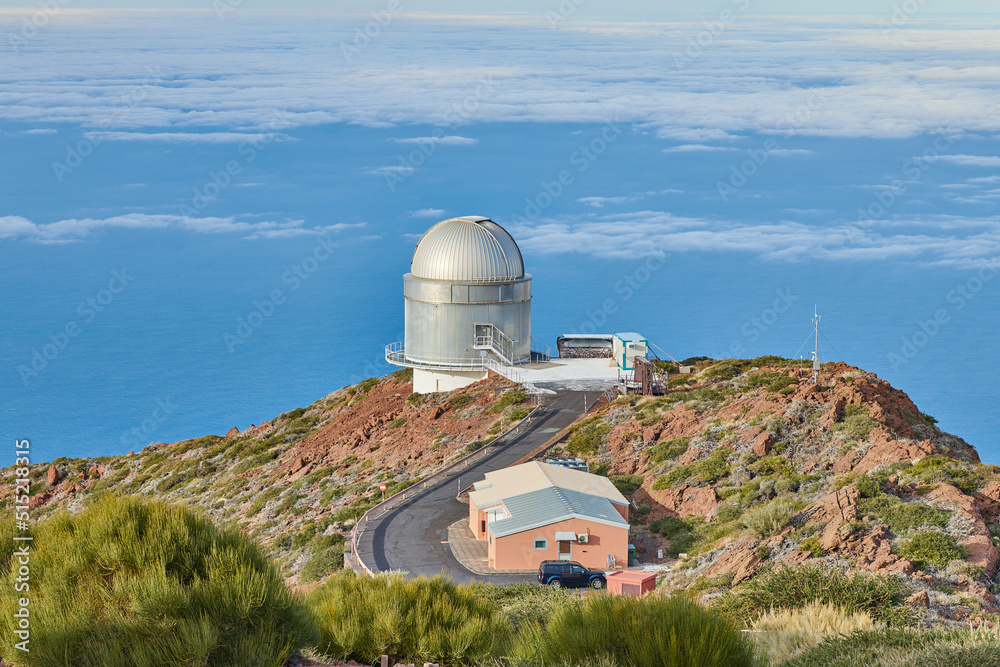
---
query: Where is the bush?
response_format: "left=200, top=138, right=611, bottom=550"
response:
left=831, top=414, right=880, bottom=441
left=566, top=417, right=612, bottom=456
left=857, top=495, right=949, bottom=533
left=655, top=449, right=730, bottom=489
left=300, top=534, right=346, bottom=582
left=512, top=594, right=757, bottom=667
left=0, top=496, right=316, bottom=666
left=715, top=563, right=914, bottom=627
left=742, top=498, right=797, bottom=537
left=609, top=475, right=644, bottom=497
left=896, top=531, right=969, bottom=569
left=488, top=390, right=528, bottom=414
left=310, top=571, right=508, bottom=666
left=650, top=516, right=703, bottom=558
left=472, top=581, right=578, bottom=630
left=387, top=417, right=406, bottom=429
left=449, top=393, right=474, bottom=410
left=647, top=437, right=690, bottom=464
left=751, top=601, right=879, bottom=665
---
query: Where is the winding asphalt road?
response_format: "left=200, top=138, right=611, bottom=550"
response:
left=356, top=390, right=588, bottom=584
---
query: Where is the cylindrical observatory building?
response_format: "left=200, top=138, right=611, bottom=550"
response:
left=385, top=216, right=532, bottom=393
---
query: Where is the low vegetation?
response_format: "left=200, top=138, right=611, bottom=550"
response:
left=751, top=601, right=880, bottom=665
left=510, top=594, right=757, bottom=667
left=0, top=496, right=316, bottom=667
left=716, top=563, right=914, bottom=628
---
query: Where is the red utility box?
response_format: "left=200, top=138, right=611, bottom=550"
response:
left=606, top=570, right=658, bottom=596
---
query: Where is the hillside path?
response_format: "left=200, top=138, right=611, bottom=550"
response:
left=356, top=390, right=588, bottom=584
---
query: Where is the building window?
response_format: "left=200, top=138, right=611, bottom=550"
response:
left=533, top=538, right=547, bottom=550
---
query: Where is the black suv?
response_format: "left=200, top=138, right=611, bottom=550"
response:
left=537, top=560, right=606, bottom=589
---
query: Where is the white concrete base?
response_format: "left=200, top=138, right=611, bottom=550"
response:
left=413, top=368, right=488, bottom=393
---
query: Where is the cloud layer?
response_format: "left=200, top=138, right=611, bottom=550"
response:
left=0, top=214, right=363, bottom=242
left=512, top=212, right=1000, bottom=269
left=2, top=12, right=1000, bottom=140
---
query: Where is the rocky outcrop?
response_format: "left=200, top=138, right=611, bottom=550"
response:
left=46, top=464, right=60, bottom=486
left=925, top=483, right=999, bottom=579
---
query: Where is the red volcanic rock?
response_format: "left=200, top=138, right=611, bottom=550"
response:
left=975, top=481, right=1000, bottom=524
left=851, top=428, right=938, bottom=475
left=906, top=590, right=930, bottom=609
left=46, top=464, right=60, bottom=486
left=751, top=430, right=776, bottom=457
left=926, top=484, right=999, bottom=578
left=226, top=426, right=240, bottom=438
left=676, top=445, right=700, bottom=466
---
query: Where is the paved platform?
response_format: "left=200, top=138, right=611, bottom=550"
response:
left=517, top=358, right=623, bottom=392
left=446, top=519, right=535, bottom=576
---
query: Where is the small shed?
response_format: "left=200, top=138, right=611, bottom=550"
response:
left=606, top=570, right=658, bottom=597
left=612, top=332, right=648, bottom=371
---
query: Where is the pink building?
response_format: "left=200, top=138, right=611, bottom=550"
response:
left=468, top=462, right=630, bottom=571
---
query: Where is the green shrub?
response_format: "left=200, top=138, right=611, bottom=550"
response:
left=905, top=455, right=978, bottom=493
left=310, top=571, right=507, bottom=666
left=798, top=536, right=825, bottom=557
left=609, top=475, right=644, bottom=497
left=511, top=594, right=757, bottom=667
left=831, top=414, right=880, bottom=440
left=566, top=417, right=612, bottom=456
left=449, top=393, right=474, bottom=410
left=650, top=516, right=703, bottom=558
left=715, top=563, right=914, bottom=627
left=387, top=417, right=406, bottom=429
left=472, top=581, right=578, bottom=630
left=0, top=496, right=316, bottom=666
left=300, top=534, right=346, bottom=582
left=406, top=392, right=424, bottom=406
left=488, top=390, right=528, bottom=414
left=896, top=531, right=969, bottom=569
left=655, top=449, right=730, bottom=489
left=742, top=498, right=797, bottom=537
left=508, top=405, right=533, bottom=421
left=647, top=437, right=690, bottom=464
left=747, top=455, right=798, bottom=481
left=355, top=377, right=380, bottom=394
left=855, top=474, right=883, bottom=499
left=857, top=495, right=949, bottom=534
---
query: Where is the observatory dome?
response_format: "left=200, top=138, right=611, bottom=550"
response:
left=410, top=216, right=524, bottom=283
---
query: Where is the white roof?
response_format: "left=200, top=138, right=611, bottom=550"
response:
left=469, top=461, right=628, bottom=509
left=410, top=216, right=525, bottom=284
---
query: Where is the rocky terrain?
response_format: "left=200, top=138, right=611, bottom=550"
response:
left=5, top=356, right=999, bottom=630
left=552, top=357, right=1000, bottom=627
left=3, top=368, right=532, bottom=586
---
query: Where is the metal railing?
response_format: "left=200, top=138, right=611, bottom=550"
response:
left=473, top=323, right=516, bottom=366
left=350, top=404, right=542, bottom=577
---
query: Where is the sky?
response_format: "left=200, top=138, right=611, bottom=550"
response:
left=1, top=9, right=999, bottom=463
left=0, top=0, right=999, bottom=14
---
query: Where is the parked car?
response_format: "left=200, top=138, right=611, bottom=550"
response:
left=537, top=560, right=606, bottom=589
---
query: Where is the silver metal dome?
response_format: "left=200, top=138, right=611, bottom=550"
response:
left=410, top=216, right=525, bottom=283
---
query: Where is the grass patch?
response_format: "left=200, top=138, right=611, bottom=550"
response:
left=715, top=563, right=914, bottom=628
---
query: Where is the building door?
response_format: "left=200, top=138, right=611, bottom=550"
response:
left=557, top=540, right=572, bottom=561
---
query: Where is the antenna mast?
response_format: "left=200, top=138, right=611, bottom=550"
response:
left=811, top=306, right=821, bottom=383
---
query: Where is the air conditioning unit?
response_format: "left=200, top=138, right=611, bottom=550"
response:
left=578, top=533, right=589, bottom=544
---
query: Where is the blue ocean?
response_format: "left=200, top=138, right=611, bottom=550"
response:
left=1, top=12, right=997, bottom=463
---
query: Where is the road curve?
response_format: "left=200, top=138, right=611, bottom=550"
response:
left=356, top=390, right=588, bottom=584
